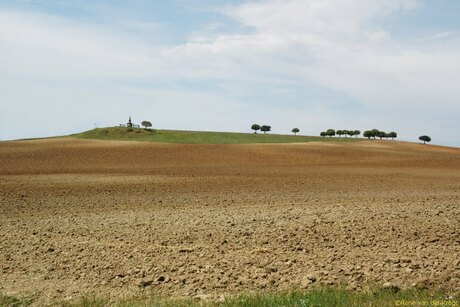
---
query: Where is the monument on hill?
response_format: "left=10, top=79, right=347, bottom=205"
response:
left=120, top=116, right=139, bottom=128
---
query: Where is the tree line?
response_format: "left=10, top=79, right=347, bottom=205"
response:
left=320, top=129, right=361, bottom=138
left=252, top=125, right=432, bottom=143
left=137, top=121, right=431, bottom=144
left=251, top=124, right=272, bottom=134
left=362, top=129, right=397, bottom=140
left=318, top=129, right=399, bottom=140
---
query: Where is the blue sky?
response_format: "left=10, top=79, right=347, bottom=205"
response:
left=1, top=0, right=460, bottom=146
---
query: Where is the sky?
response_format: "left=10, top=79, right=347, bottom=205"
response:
left=1, top=0, right=459, bottom=147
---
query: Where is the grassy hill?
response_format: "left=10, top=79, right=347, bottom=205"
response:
left=73, top=127, right=362, bottom=144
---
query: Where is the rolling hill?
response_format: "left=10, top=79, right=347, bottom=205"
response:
left=73, top=127, right=362, bottom=144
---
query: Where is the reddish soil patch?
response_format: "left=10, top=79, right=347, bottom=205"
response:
left=0, top=138, right=459, bottom=304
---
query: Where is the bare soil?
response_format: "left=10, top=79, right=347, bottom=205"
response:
left=0, top=138, right=459, bottom=305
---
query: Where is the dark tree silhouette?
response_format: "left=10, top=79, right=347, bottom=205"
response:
left=336, top=130, right=344, bottom=138
left=388, top=132, right=397, bottom=140
left=260, top=125, right=271, bottom=134
left=419, top=135, right=431, bottom=144
left=320, top=132, right=326, bottom=137
left=371, top=129, right=380, bottom=139
left=251, top=124, right=260, bottom=134
left=292, top=128, right=300, bottom=135
left=347, top=130, right=354, bottom=138
left=354, top=130, right=361, bottom=138
left=141, top=121, right=152, bottom=130
left=363, top=130, right=372, bottom=139
left=377, top=131, right=386, bottom=139
left=326, top=129, right=336, bottom=138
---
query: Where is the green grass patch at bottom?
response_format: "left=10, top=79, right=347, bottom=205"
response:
left=0, top=293, right=34, bottom=307
left=37, top=288, right=459, bottom=307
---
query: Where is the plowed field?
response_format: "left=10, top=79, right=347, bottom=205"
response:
left=1, top=138, right=459, bottom=305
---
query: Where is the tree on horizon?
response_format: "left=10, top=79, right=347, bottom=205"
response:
left=363, top=130, right=372, bottom=139
left=419, top=135, right=431, bottom=144
left=251, top=124, right=260, bottom=134
left=325, top=129, right=336, bottom=138
left=292, top=128, right=300, bottom=135
left=388, top=132, right=397, bottom=140
left=260, top=125, right=271, bottom=134
left=377, top=131, right=386, bottom=139
left=141, top=121, right=152, bottom=130
left=371, top=129, right=380, bottom=139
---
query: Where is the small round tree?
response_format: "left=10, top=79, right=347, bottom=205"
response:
left=354, top=130, right=361, bottom=138
left=292, top=128, right=300, bottom=135
left=251, top=124, right=260, bottom=134
left=347, top=130, right=354, bottom=138
left=377, top=131, right=386, bottom=139
left=320, top=132, right=326, bottom=137
left=336, top=130, right=344, bottom=138
left=388, top=132, right=397, bottom=140
left=141, top=121, right=152, bottom=130
left=371, top=129, right=380, bottom=139
left=363, top=130, right=372, bottom=139
left=260, top=125, right=271, bottom=134
left=419, top=135, right=431, bottom=144
left=326, top=129, right=336, bottom=138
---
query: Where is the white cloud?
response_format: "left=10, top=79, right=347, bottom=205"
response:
left=0, top=10, right=167, bottom=81
left=418, top=31, right=457, bottom=42
left=159, top=0, right=460, bottom=124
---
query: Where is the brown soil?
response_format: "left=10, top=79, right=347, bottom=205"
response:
left=0, top=138, right=459, bottom=305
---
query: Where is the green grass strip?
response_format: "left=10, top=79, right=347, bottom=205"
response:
left=73, top=127, right=362, bottom=144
